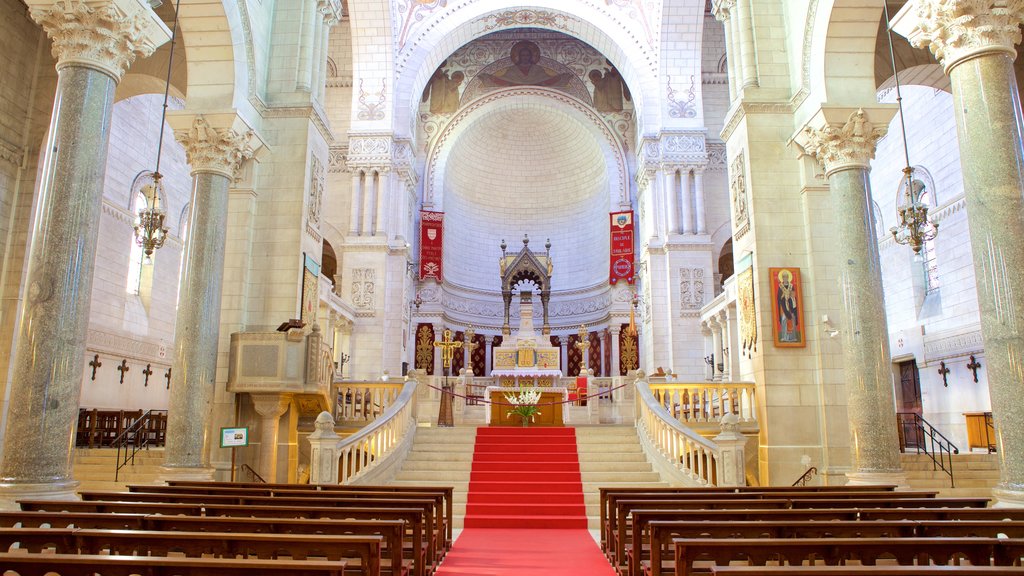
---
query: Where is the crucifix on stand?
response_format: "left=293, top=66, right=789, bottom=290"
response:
left=433, top=328, right=462, bottom=427
left=575, top=324, right=591, bottom=375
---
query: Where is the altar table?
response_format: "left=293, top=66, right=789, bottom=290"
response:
left=486, top=387, right=566, bottom=427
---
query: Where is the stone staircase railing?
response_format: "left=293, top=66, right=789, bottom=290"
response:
left=309, top=376, right=419, bottom=485
left=334, top=380, right=406, bottom=422
left=635, top=374, right=746, bottom=486
left=647, top=381, right=758, bottom=425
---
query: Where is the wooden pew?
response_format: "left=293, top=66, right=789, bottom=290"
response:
left=602, top=489, right=935, bottom=555
left=712, top=561, right=1024, bottom=569
left=79, top=489, right=445, bottom=566
left=610, top=496, right=989, bottom=570
left=159, top=481, right=455, bottom=548
left=15, top=501, right=427, bottom=576
left=598, top=486, right=899, bottom=549
left=0, top=553, right=347, bottom=575
left=0, top=527, right=380, bottom=575
left=671, top=537, right=1024, bottom=576
left=0, top=510, right=147, bottom=530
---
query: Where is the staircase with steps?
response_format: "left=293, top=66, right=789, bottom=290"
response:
left=72, top=447, right=166, bottom=491
left=390, top=425, right=669, bottom=530
left=901, top=451, right=999, bottom=499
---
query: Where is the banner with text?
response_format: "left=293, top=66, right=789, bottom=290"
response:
left=420, top=211, right=444, bottom=281
left=609, top=211, right=635, bottom=284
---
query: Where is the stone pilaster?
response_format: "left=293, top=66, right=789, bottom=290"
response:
left=895, top=0, right=1024, bottom=506
left=712, top=0, right=739, bottom=100
left=252, top=394, right=292, bottom=483
left=160, top=112, right=263, bottom=482
left=798, top=108, right=905, bottom=486
left=0, top=0, right=168, bottom=503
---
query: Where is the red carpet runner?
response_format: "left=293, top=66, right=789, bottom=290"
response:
left=434, top=426, right=617, bottom=575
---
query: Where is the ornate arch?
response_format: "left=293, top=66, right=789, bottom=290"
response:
left=424, top=87, right=629, bottom=209
left=391, top=2, right=662, bottom=141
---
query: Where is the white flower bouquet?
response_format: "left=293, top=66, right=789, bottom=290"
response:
left=505, top=388, right=542, bottom=425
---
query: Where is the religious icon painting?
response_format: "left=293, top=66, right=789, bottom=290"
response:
left=768, top=267, right=805, bottom=348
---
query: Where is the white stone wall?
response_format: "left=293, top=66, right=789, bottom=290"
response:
left=80, top=94, right=192, bottom=410
left=870, top=85, right=988, bottom=448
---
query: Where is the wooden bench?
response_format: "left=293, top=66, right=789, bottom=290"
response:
left=0, top=552, right=347, bottom=575
left=160, top=481, right=455, bottom=548
left=710, top=568, right=1024, bottom=575
left=670, top=537, right=1024, bottom=576
left=0, top=527, right=380, bottom=575
left=78, top=490, right=442, bottom=569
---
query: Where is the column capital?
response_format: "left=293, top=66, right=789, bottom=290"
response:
left=27, top=0, right=171, bottom=81
left=168, top=111, right=266, bottom=179
left=796, top=107, right=894, bottom=176
left=711, top=0, right=735, bottom=21
left=252, top=394, right=292, bottom=418
left=318, top=0, right=343, bottom=25
left=893, top=0, right=1024, bottom=73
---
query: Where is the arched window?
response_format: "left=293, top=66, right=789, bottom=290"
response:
left=918, top=184, right=940, bottom=293
left=126, top=191, right=147, bottom=295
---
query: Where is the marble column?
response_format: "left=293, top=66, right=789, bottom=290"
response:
left=485, top=336, right=494, bottom=374
left=895, top=1, right=1024, bottom=506
left=349, top=170, right=363, bottom=235
left=161, top=112, right=261, bottom=481
left=432, top=323, right=443, bottom=376
left=663, top=169, right=679, bottom=235
left=711, top=318, right=724, bottom=382
left=800, top=108, right=904, bottom=486
left=362, top=169, right=378, bottom=237
left=712, top=0, right=738, bottom=101
left=374, top=169, right=390, bottom=237
left=680, top=169, right=694, bottom=235
left=560, top=339, right=569, bottom=375
left=252, top=395, right=292, bottom=483
left=694, top=168, right=707, bottom=235
left=610, top=326, right=621, bottom=377
left=0, top=0, right=167, bottom=502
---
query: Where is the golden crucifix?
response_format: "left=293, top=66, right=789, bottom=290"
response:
left=434, top=328, right=463, bottom=372
left=433, top=328, right=462, bottom=427
left=575, top=323, right=591, bottom=373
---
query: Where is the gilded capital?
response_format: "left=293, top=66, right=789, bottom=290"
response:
left=176, top=116, right=257, bottom=179
left=800, top=109, right=885, bottom=176
left=894, top=0, right=1024, bottom=72
left=27, top=0, right=170, bottom=81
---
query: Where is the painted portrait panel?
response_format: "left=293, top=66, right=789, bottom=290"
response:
left=769, top=267, right=805, bottom=348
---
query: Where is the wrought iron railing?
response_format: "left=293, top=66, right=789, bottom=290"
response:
left=636, top=380, right=721, bottom=485
left=238, top=463, right=266, bottom=483
left=112, top=410, right=167, bottom=481
left=792, top=466, right=818, bottom=487
left=647, top=382, right=758, bottom=425
left=897, top=412, right=959, bottom=487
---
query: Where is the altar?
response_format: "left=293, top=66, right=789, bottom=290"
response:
left=486, top=386, right=566, bottom=426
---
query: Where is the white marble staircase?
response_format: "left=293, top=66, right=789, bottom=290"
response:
left=72, top=447, right=166, bottom=492
left=388, top=425, right=669, bottom=530
left=901, top=451, right=999, bottom=499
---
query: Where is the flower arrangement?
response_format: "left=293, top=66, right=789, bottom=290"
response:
left=505, top=388, right=542, bottom=426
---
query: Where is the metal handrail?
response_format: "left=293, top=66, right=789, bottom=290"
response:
left=113, top=409, right=167, bottom=481
left=792, top=466, right=818, bottom=487
left=897, top=412, right=959, bottom=488
left=238, top=463, right=266, bottom=484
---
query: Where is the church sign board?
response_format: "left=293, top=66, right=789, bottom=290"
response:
left=220, top=427, right=249, bottom=448
left=609, top=211, right=635, bottom=284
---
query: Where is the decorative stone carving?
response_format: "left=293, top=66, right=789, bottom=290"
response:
left=680, top=267, right=705, bottom=311
left=306, top=155, right=324, bottom=242
left=328, top=145, right=348, bottom=173
left=712, top=0, right=736, bottom=21
left=476, top=9, right=571, bottom=33
left=396, top=0, right=446, bottom=51
left=351, top=268, right=375, bottom=309
left=730, top=152, right=750, bottom=240
left=903, top=0, right=1024, bottom=71
left=176, top=115, right=256, bottom=179
left=667, top=75, right=698, bottom=119
left=707, top=142, right=727, bottom=171
left=28, top=0, right=169, bottom=81
left=357, top=79, right=387, bottom=121
left=800, top=109, right=884, bottom=175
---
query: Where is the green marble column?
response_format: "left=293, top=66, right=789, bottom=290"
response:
left=0, top=0, right=166, bottom=503
left=801, top=109, right=905, bottom=486
left=897, top=0, right=1024, bottom=506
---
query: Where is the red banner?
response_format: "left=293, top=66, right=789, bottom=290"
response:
left=419, top=211, right=443, bottom=281
left=609, top=211, right=635, bottom=284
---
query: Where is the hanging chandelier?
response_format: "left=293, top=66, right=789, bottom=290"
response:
left=132, top=0, right=181, bottom=260
left=883, top=1, right=938, bottom=254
